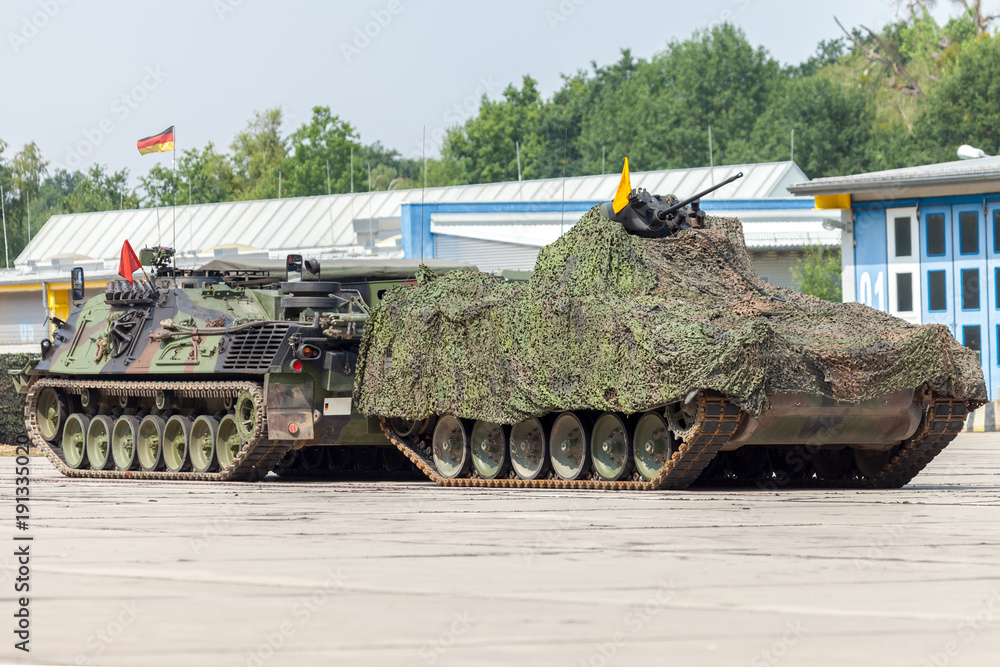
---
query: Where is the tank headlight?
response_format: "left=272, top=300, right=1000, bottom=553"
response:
left=291, top=360, right=303, bottom=372
left=295, top=344, right=322, bottom=361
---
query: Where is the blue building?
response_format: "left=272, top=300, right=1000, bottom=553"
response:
left=789, top=157, right=1000, bottom=400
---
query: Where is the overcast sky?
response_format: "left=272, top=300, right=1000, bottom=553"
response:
left=1, top=0, right=957, bottom=183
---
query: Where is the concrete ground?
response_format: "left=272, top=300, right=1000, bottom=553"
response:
left=2, top=434, right=999, bottom=667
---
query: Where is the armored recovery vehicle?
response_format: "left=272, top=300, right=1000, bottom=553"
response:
left=13, top=247, right=473, bottom=481
left=356, top=167, right=987, bottom=490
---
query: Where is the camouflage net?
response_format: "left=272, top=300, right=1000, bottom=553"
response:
left=354, top=206, right=986, bottom=422
left=0, top=354, right=32, bottom=444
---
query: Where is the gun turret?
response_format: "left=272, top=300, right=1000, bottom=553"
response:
left=604, top=171, right=743, bottom=238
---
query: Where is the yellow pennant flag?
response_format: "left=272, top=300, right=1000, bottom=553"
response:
left=612, top=157, right=631, bottom=213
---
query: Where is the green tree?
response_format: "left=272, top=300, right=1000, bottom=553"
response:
left=654, top=23, right=782, bottom=167
left=282, top=107, right=361, bottom=197
left=140, top=143, right=236, bottom=207
left=791, top=246, right=842, bottom=301
left=11, top=141, right=48, bottom=199
left=62, top=165, right=137, bottom=214
left=231, top=108, right=286, bottom=200
left=916, top=34, right=1000, bottom=158
left=442, top=76, right=545, bottom=183
left=742, top=76, right=874, bottom=177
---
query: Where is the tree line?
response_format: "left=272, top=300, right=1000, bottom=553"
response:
left=1, top=3, right=998, bottom=267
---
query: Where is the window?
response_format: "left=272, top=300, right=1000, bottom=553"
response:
left=996, top=268, right=1000, bottom=309
left=994, top=210, right=1000, bottom=253
left=960, top=211, right=979, bottom=254
left=963, top=325, right=981, bottom=362
left=896, top=273, right=913, bottom=312
left=894, top=217, right=912, bottom=257
left=928, top=271, right=947, bottom=311
left=962, top=269, right=980, bottom=310
left=927, top=214, right=946, bottom=256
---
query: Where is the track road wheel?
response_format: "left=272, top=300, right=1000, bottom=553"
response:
left=216, top=415, right=244, bottom=469
left=328, top=447, right=352, bottom=471
left=62, top=414, right=90, bottom=469
left=591, top=413, right=631, bottom=481
left=36, top=387, right=67, bottom=442
left=813, top=447, right=854, bottom=481
left=137, top=416, right=166, bottom=472
left=766, top=446, right=813, bottom=483
left=471, top=420, right=510, bottom=480
left=432, top=416, right=471, bottom=479
left=233, top=391, right=257, bottom=441
left=79, top=388, right=99, bottom=415
left=163, top=416, right=193, bottom=473
left=509, top=418, right=548, bottom=480
left=112, top=416, right=141, bottom=471
left=389, top=417, right=427, bottom=444
left=633, top=412, right=674, bottom=481
left=550, top=412, right=590, bottom=481
left=300, top=447, right=327, bottom=471
left=190, top=416, right=220, bottom=473
left=854, top=447, right=893, bottom=479
left=86, top=415, right=115, bottom=471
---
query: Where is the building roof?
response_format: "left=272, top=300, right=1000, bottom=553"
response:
left=430, top=208, right=839, bottom=250
left=788, top=156, right=1000, bottom=198
left=14, top=161, right=806, bottom=268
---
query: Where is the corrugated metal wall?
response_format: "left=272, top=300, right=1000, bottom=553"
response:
left=434, top=236, right=541, bottom=273
left=748, top=251, right=802, bottom=290
left=0, top=292, right=46, bottom=344
left=435, top=238, right=807, bottom=288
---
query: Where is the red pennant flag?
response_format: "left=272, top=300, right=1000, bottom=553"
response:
left=118, top=240, right=142, bottom=284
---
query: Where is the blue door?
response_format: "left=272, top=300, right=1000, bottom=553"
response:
left=952, top=203, right=989, bottom=395
left=854, top=209, right=887, bottom=309
left=986, top=201, right=1000, bottom=398
left=920, top=205, right=953, bottom=328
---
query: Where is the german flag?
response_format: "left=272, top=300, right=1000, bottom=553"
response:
left=137, top=126, right=175, bottom=155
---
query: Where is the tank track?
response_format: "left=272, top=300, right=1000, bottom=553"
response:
left=695, top=395, right=975, bottom=489
left=864, top=396, right=972, bottom=488
left=379, top=393, right=743, bottom=490
left=25, top=378, right=291, bottom=482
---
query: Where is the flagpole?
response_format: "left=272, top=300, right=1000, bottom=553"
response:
left=1, top=184, right=9, bottom=269
left=172, top=128, right=177, bottom=273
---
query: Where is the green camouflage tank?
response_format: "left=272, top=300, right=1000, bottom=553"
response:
left=355, top=167, right=986, bottom=490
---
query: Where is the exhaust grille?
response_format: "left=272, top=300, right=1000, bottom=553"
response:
left=221, top=323, right=291, bottom=372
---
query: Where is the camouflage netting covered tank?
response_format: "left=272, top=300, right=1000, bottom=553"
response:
left=358, top=170, right=986, bottom=490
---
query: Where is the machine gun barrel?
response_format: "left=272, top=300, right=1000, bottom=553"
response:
left=659, top=171, right=744, bottom=218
